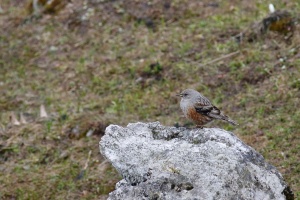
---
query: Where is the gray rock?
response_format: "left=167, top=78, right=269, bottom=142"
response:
left=99, top=122, right=294, bottom=200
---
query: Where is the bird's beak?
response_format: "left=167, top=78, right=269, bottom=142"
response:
left=176, top=93, right=182, bottom=97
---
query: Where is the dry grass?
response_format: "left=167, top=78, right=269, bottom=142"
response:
left=0, top=0, right=299, bottom=199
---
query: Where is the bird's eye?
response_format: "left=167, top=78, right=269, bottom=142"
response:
left=179, top=93, right=188, bottom=97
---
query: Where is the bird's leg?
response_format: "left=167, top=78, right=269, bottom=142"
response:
left=196, top=125, right=204, bottom=129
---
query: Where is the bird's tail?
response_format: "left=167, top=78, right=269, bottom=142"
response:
left=220, top=114, right=238, bottom=126
left=208, top=112, right=239, bottom=126
left=223, top=117, right=239, bottom=126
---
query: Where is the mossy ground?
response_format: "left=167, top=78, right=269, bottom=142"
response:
left=0, top=0, right=299, bottom=199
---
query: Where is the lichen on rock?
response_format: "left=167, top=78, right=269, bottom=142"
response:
left=100, top=122, right=293, bottom=200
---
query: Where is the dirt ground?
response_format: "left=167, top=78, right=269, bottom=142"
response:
left=0, top=0, right=299, bottom=199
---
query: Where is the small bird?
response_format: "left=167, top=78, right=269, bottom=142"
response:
left=177, top=89, right=238, bottom=128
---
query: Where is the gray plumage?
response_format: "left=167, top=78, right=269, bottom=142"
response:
left=178, top=89, right=238, bottom=126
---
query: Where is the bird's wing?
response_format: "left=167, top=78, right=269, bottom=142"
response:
left=194, top=98, right=238, bottom=125
left=194, top=103, right=220, bottom=116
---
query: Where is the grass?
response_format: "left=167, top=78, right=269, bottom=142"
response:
left=0, top=0, right=299, bottom=199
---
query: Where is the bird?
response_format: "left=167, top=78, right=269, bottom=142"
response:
left=177, top=89, right=238, bottom=128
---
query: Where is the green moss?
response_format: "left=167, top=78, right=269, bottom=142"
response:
left=0, top=0, right=299, bottom=198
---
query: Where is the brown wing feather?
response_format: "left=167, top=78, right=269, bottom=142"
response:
left=208, top=107, right=238, bottom=125
left=194, top=103, right=219, bottom=116
left=194, top=103, right=238, bottom=125
left=193, top=93, right=238, bottom=126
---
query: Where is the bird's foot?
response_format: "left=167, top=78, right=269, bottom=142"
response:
left=196, top=125, right=205, bottom=129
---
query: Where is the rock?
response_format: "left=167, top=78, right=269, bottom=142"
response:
left=99, top=122, right=294, bottom=200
